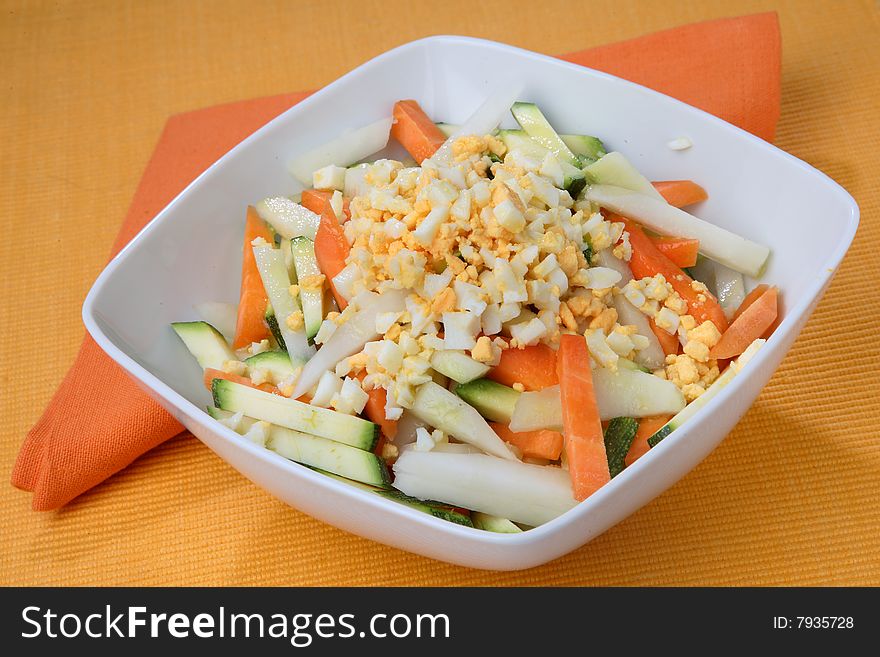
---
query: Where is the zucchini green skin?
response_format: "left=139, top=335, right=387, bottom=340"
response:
left=264, top=303, right=286, bottom=351
left=212, top=379, right=379, bottom=450
left=243, top=350, right=304, bottom=381
left=472, top=512, right=522, bottom=533
left=289, top=236, right=324, bottom=340
left=171, top=321, right=235, bottom=370
left=207, top=407, right=389, bottom=487
left=454, top=379, right=521, bottom=424
left=510, top=102, right=580, bottom=167
left=603, top=417, right=639, bottom=477
left=308, top=467, right=474, bottom=527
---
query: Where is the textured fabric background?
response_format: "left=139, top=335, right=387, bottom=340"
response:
left=2, top=0, right=878, bottom=585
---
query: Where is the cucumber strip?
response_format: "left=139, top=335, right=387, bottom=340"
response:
left=583, top=152, right=665, bottom=200
left=291, top=289, right=409, bottom=398
left=212, top=379, right=378, bottom=450
left=510, top=102, right=580, bottom=167
left=497, top=130, right=585, bottom=196
left=509, top=385, right=562, bottom=433
left=263, top=303, right=286, bottom=351
left=252, top=244, right=315, bottom=362
left=287, top=117, right=393, bottom=184
left=560, top=133, right=607, bottom=164
left=603, top=417, right=639, bottom=478
left=207, top=408, right=389, bottom=487
left=648, top=339, right=766, bottom=447
left=289, top=237, right=324, bottom=339
left=429, top=350, right=490, bottom=384
left=438, top=123, right=607, bottom=163
left=193, top=301, right=237, bottom=340
left=586, top=184, right=771, bottom=278
left=472, top=512, right=523, bottom=533
left=392, top=450, right=577, bottom=527
left=412, top=381, right=515, bottom=460
left=171, top=321, right=235, bottom=370
left=375, top=490, right=474, bottom=526
left=307, top=466, right=474, bottom=526
left=243, top=350, right=306, bottom=382
left=255, top=197, right=321, bottom=240
left=592, top=366, right=686, bottom=419
left=454, top=378, right=521, bottom=424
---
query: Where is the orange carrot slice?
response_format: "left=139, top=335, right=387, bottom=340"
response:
left=488, top=344, right=559, bottom=391
left=203, top=368, right=280, bottom=395
left=391, top=100, right=447, bottom=164
left=301, top=190, right=350, bottom=310
left=489, top=423, right=564, bottom=461
left=732, top=284, right=769, bottom=321
left=652, top=180, right=708, bottom=208
left=624, top=415, right=672, bottom=467
left=357, top=372, right=398, bottom=440
left=648, top=236, right=700, bottom=268
left=556, top=334, right=610, bottom=501
left=232, top=207, right=274, bottom=349
left=300, top=188, right=351, bottom=223
left=649, top=317, right=680, bottom=356
left=710, top=286, right=778, bottom=359
left=621, top=217, right=729, bottom=333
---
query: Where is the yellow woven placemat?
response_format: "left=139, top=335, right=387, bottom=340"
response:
left=2, top=0, right=878, bottom=586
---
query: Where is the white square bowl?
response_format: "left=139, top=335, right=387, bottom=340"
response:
left=83, top=36, right=859, bottom=571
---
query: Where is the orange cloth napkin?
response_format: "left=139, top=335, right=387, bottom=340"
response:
left=12, top=13, right=781, bottom=511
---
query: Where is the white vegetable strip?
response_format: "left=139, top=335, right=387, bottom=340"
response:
left=194, top=301, right=238, bottom=340
left=586, top=184, right=770, bottom=278
left=409, top=382, right=516, bottom=460
left=255, top=197, right=320, bottom=240
left=591, top=367, right=686, bottom=419
left=584, top=152, right=665, bottom=200
left=291, top=289, right=408, bottom=398
left=393, top=450, right=576, bottom=527
left=430, top=82, right=524, bottom=165
left=393, top=410, right=429, bottom=447
left=252, top=245, right=315, bottom=362
left=506, top=368, right=684, bottom=427
left=288, top=117, right=393, bottom=184
left=711, top=260, right=746, bottom=319
left=595, top=250, right=665, bottom=370
left=510, top=385, right=563, bottom=432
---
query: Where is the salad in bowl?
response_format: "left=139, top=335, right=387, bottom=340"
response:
left=172, top=97, right=778, bottom=532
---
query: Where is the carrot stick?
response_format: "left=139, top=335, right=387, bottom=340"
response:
left=621, top=217, right=729, bottom=333
left=652, top=180, right=708, bottom=208
left=556, top=334, right=610, bottom=500
left=232, top=206, right=274, bottom=349
left=357, top=372, right=398, bottom=440
left=624, top=415, right=672, bottom=467
left=301, top=191, right=350, bottom=310
left=487, top=344, right=559, bottom=391
left=203, top=368, right=281, bottom=395
left=391, top=100, right=447, bottom=164
left=649, top=317, right=680, bottom=356
left=710, top=286, right=778, bottom=359
left=300, top=188, right=351, bottom=223
left=648, top=236, right=700, bottom=268
left=732, top=284, right=769, bottom=321
left=489, top=423, right=564, bottom=461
